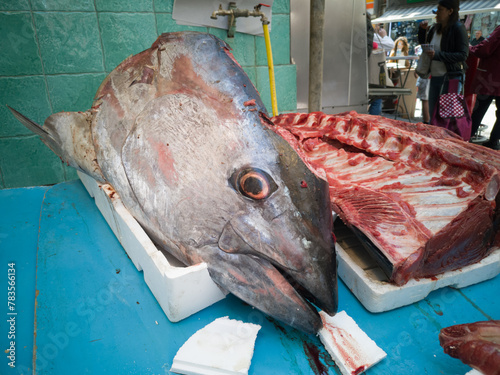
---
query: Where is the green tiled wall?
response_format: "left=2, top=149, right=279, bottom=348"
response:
left=0, top=0, right=296, bottom=189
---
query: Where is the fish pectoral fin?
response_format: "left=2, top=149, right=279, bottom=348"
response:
left=7, top=106, right=54, bottom=141
left=7, top=105, right=66, bottom=160
left=8, top=105, right=105, bottom=183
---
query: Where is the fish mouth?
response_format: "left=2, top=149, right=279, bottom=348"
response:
left=207, top=250, right=334, bottom=334
left=277, top=262, right=337, bottom=315
left=209, top=218, right=337, bottom=334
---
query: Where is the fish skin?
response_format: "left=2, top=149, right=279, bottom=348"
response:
left=8, top=32, right=337, bottom=334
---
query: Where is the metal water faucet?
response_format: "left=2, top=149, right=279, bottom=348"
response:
left=210, top=3, right=270, bottom=37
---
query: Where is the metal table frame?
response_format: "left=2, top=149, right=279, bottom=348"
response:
left=386, top=55, right=419, bottom=121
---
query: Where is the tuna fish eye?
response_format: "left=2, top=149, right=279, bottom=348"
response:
left=240, top=172, right=269, bottom=199
left=231, top=168, right=277, bottom=200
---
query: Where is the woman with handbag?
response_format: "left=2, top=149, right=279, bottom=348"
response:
left=418, top=0, right=468, bottom=122
left=469, top=25, right=500, bottom=150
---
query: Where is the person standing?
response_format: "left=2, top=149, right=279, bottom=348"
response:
left=418, top=0, right=468, bottom=122
left=374, top=28, right=395, bottom=55
left=469, top=25, right=500, bottom=149
left=367, top=15, right=383, bottom=116
left=367, top=14, right=374, bottom=58
left=414, top=45, right=430, bottom=124
left=416, top=76, right=431, bottom=123
left=471, top=30, right=485, bottom=46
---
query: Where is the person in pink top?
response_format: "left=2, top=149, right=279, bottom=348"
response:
left=469, top=25, right=500, bottom=149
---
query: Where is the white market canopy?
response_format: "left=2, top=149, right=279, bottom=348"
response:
left=372, top=0, right=500, bottom=23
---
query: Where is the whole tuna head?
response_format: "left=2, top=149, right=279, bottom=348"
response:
left=9, top=32, right=337, bottom=334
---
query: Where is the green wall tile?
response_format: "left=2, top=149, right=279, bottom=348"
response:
left=95, top=0, right=153, bottom=12
left=242, top=66, right=258, bottom=91
left=0, top=0, right=30, bottom=11
left=0, top=76, right=52, bottom=137
left=47, top=73, right=106, bottom=113
left=256, top=66, right=272, bottom=114
left=207, top=27, right=226, bottom=40
left=256, top=64, right=296, bottom=113
left=256, top=14, right=290, bottom=66
left=0, top=136, right=65, bottom=188
left=209, top=29, right=256, bottom=67
left=230, top=33, right=257, bottom=67
left=272, top=0, right=290, bottom=14
left=31, top=0, right=95, bottom=11
left=154, top=0, right=173, bottom=12
left=0, top=0, right=295, bottom=191
left=64, top=165, right=79, bottom=181
left=34, top=12, right=104, bottom=74
left=98, top=13, right=157, bottom=72
left=0, top=12, right=43, bottom=75
left=156, top=13, right=207, bottom=34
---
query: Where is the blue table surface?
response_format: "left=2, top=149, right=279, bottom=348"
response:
left=0, top=180, right=498, bottom=375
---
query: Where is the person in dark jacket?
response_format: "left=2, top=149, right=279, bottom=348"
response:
left=471, top=30, right=485, bottom=46
left=366, top=14, right=374, bottom=58
left=469, top=25, right=500, bottom=149
left=418, top=0, right=468, bottom=122
left=367, top=14, right=383, bottom=115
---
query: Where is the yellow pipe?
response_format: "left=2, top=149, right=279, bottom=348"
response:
left=263, top=23, right=278, bottom=117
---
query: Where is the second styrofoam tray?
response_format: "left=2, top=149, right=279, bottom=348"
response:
left=335, top=221, right=500, bottom=313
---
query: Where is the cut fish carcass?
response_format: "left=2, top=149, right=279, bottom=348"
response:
left=271, top=111, right=500, bottom=285
left=439, top=320, right=500, bottom=375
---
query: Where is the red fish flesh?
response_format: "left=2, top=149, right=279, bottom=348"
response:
left=271, top=111, right=500, bottom=285
left=439, top=320, right=500, bottom=375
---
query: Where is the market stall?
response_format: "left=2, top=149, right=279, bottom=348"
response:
left=2, top=2, right=500, bottom=374
left=2, top=179, right=499, bottom=374
left=372, top=0, right=500, bottom=46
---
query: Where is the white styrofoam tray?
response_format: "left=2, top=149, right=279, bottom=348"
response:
left=318, top=310, right=386, bottom=375
left=335, top=221, right=500, bottom=313
left=78, top=171, right=227, bottom=323
left=170, top=317, right=261, bottom=375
